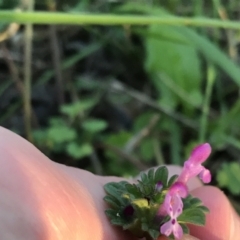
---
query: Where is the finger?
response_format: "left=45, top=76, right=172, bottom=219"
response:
left=0, top=127, right=122, bottom=240
left=189, top=186, right=240, bottom=240
left=63, top=167, right=136, bottom=240
left=0, top=128, right=103, bottom=240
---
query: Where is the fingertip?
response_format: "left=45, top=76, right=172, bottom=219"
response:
left=189, top=186, right=240, bottom=240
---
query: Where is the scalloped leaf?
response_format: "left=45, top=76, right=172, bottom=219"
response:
left=105, top=209, right=118, bottom=219
left=125, top=184, right=142, bottom=198
left=138, top=181, right=155, bottom=197
left=167, top=174, right=178, bottom=187
left=142, top=222, right=149, bottom=231
left=104, top=182, right=127, bottom=205
left=181, top=224, right=190, bottom=234
left=149, top=229, right=160, bottom=239
left=111, top=218, right=126, bottom=226
left=140, top=172, right=149, bottom=183
left=189, top=197, right=203, bottom=207
left=154, top=166, right=169, bottom=187
left=178, top=208, right=206, bottom=226
left=196, top=205, right=210, bottom=213
left=104, top=195, right=120, bottom=209
left=148, top=168, right=155, bottom=183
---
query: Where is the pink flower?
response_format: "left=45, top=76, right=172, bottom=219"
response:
left=177, top=143, right=212, bottom=184
left=160, top=189, right=184, bottom=239
left=160, top=182, right=187, bottom=239
left=160, top=143, right=212, bottom=239
left=164, top=182, right=188, bottom=210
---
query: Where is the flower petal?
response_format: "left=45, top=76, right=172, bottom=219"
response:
left=199, top=168, right=211, bottom=183
left=169, top=182, right=188, bottom=198
left=171, top=195, right=183, bottom=216
left=160, top=220, right=173, bottom=237
left=173, top=221, right=184, bottom=240
left=188, top=143, right=211, bottom=165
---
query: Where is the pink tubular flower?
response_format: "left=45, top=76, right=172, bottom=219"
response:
left=177, top=143, right=212, bottom=184
left=160, top=190, right=184, bottom=240
left=160, top=143, right=211, bottom=239
left=164, top=182, right=188, bottom=210
left=160, top=182, right=187, bottom=239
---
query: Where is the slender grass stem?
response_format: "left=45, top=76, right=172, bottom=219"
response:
left=199, top=64, right=216, bottom=142
left=23, top=0, right=34, bottom=141
left=1, top=11, right=240, bottom=29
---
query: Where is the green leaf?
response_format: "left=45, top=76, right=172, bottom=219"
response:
left=180, top=224, right=190, bottom=235
left=197, top=205, right=210, bottom=213
left=216, top=162, right=240, bottom=195
left=167, top=174, right=178, bottom=187
left=154, top=166, right=168, bottom=187
left=140, top=172, right=149, bottom=183
left=82, top=119, right=108, bottom=133
left=141, top=222, right=149, bottom=231
left=125, top=184, right=142, bottom=198
left=189, top=197, right=202, bottom=207
left=178, top=208, right=206, bottom=226
left=147, top=168, right=155, bottom=183
left=138, top=183, right=154, bottom=197
left=104, top=195, right=120, bottom=209
left=119, top=3, right=240, bottom=87
left=47, top=125, right=77, bottom=143
left=111, top=218, right=125, bottom=226
left=104, top=182, right=127, bottom=205
left=49, top=117, right=66, bottom=126
left=145, top=25, right=202, bottom=110
left=149, top=229, right=160, bottom=239
left=66, top=142, right=93, bottom=159
left=60, top=99, right=97, bottom=119
left=105, top=209, right=118, bottom=219
left=182, top=27, right=240, bottom=87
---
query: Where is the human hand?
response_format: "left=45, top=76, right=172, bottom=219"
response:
left=0, top=127, right=239, bottom=240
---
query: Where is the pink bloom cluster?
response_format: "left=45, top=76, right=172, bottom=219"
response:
left=160, top=143, right=212, bottom=240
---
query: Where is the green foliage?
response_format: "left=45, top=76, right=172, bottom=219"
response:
left=66, top=142, right=93, bottom=159
left=82, top=119, right=108, bottom=133
left=60, top=98, right=97, bottom=120
left=145, top=25, right=202, bottom=110
left=47, top=125, right=77, bottom=143
left=217, top=162, right=240, bottom=195
left=33, top=98, right=106, bottom=163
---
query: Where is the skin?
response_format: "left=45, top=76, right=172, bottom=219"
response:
left=0, top=127, right=239, bottom=240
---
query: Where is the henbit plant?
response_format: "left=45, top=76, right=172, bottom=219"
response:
left=104, top=143, right=211, bottom=240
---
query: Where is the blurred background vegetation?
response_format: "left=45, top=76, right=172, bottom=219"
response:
left=0, top=0, right=240, bottom=213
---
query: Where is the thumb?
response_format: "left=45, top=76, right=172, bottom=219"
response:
left=189, top=186, right=240, bottom=240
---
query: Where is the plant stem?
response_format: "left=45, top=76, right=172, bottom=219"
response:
left=199, top=64, right=216, bottom=142
left=1, top=11, right=240, bottom=29
left=23, top=0, right=34, bottom=141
